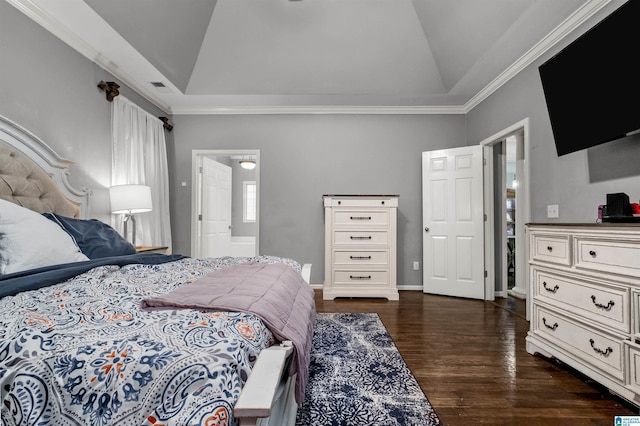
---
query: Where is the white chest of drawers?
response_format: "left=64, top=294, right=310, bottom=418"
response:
left=526, top=223, right=640, bottom=406
left=322, top=195, right=399, bottom=300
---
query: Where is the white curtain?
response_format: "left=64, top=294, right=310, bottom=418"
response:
left=111, top=96, right=172, bottom=250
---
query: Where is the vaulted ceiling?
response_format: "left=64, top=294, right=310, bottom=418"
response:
left=9, top=0, right=610, bottom=114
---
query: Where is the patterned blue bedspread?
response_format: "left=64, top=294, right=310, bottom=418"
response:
left=0, top=256, right=301, bottom=426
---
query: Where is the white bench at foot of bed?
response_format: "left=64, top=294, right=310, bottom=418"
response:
left=301, top=263, right=311, bottom=285
left=234, top=263, right=311, bottom=426
left=235, top=342, right=298, bottom=426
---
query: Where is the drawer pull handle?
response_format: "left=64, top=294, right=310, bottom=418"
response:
left=350, top=236, right=372, bottom=240
left=589, top=250, right=597, bottom=257
left=350, top=216, right=372, bottom=220
left=542, top=282, right=559, bottom=293
left=542, top=318, right=558, bottom=331
left=350, top=256, right=372, bottom=260
left=589, top=339, right=613, bottom=357
left=350, top=275, right=372, bottom=280
left=590, top=295, right=614, bottom=311
left=547, top=246, right=553, bottom=252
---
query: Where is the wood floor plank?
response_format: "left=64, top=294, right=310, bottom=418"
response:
left=314, top=290, right=636, bottom=425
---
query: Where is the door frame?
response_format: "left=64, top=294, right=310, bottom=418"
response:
left=479, top=118, right=531, bottom=315
left=191, top=149, right=260, bottom=258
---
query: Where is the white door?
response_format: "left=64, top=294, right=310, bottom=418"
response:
left=422, top=146, right=485, bottom=299
left=201, top=157, right=232, bottom=258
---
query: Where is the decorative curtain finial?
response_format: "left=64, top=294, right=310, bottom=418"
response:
left=97, top=81, right=120, bottom=102
left=159, top=117, right=173, bottom=132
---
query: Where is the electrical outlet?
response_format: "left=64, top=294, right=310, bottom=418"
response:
left=413, top=261, right=420, bottom=270
left=547, top=204, right=559, bottom=218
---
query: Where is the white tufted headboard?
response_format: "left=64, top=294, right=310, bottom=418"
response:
left=0, top=116, right=88, bottom=218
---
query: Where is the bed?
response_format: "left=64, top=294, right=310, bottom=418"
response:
left=0, top=115, right=315, bottom=426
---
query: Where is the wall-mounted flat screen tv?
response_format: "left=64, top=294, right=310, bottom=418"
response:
left=539, top=0, right=640, bottom=156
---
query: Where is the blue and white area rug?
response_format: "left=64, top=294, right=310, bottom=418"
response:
left=296, top=313, right=441, bottom=426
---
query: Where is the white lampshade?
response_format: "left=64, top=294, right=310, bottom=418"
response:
left=109, top=184, right=153, bottom=214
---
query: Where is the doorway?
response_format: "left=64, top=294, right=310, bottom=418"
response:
left=480, top=119, right=530, bottom=318
left=191, top=149, right=260, bottom=258
left=506, top=136, right=517, bottom=292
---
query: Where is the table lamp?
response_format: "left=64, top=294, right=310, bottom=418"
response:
left=109, top=184, right=152, bottom=246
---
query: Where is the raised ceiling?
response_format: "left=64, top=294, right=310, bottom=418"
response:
left=9, top=0, right=611, bottom=114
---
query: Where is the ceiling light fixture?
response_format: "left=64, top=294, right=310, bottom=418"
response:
left=239, top=156, right=256, bottom=170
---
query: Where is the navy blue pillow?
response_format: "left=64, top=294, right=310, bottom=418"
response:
left=43, top=213, right=136, bottom=259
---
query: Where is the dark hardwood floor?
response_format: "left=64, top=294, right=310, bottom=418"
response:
left=314, top=290, right=637, bottom=425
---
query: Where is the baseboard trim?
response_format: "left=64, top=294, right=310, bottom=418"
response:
left=397, top=285, right=423, bottom=291
left=310, top=284, right=422, bottom=291
left=508, top=288, right=527, bottom=300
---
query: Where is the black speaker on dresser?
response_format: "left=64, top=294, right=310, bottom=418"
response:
left=602, top=192, right=635, bottom=222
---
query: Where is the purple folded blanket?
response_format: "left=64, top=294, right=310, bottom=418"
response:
left=140, top=262, right=316, bottom=404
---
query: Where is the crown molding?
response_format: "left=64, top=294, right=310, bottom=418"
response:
left=7, top=0, right=172, bottom=114
left=95, top=59, right=172, bottom=114
left=9, top=0, right=611, bottom=116
left=169, top=105, right=466, bottom=115
left=463, top=0, right=611, bottom=113
left=7, top=0, right=97, bottom=61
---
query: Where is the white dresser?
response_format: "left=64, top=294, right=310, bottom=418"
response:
left=322, top=195, right=399, bottom=300
left=526, top=223, right=640, bottom=406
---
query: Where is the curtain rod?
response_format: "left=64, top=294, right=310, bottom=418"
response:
left=97, top=80, right=119, bottom=101
left=97, top=81, right=173, bottom=131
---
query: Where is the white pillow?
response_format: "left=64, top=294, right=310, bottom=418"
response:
left=0, top=199, right=89, bottom=275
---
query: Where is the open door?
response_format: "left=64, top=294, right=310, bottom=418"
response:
left=200, top=157, right=232, bottom=258
left=422, top=146, right=485, bottom=299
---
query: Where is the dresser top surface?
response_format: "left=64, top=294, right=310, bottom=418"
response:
left=323, top=194, right=399, bottom=198
left=323, top=195, right=399, bottom=207
left=527, top=222, right=640, bottom=228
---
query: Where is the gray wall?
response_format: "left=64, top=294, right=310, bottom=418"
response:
left=170, top=114, right=466, bottom=284
left=466, top=1, right=640, bottom=223
left=4, top=0, right=639, bottom=286
left=0, top=1, right=172, bottom=223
